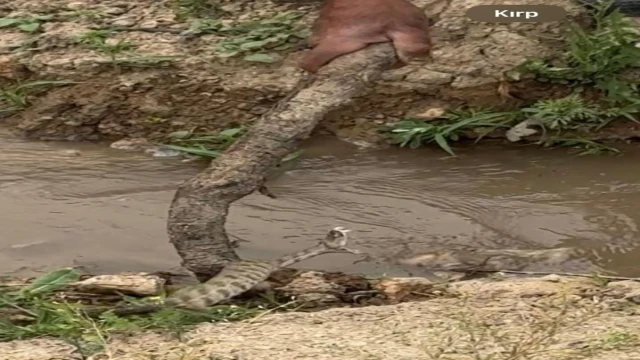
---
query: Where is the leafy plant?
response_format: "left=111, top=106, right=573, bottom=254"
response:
left=171, top=0, right=224, bottom=21
left=521, top=93, right=637, bottom=132
left=387, top=110, right=516, bottom=155
left=385, top=95, right=627, bottom=156
left=0, top=15, right=53, bottom=33
left=181, top=18, right=224, bottom=36
left=387, top=1, right=640, bottom=156
left=75, top=30, right=136, bottom=67
left=544, top=138, right=620, bottom=155
left=0, top=80, right=78, bottom=113
left=76, top=30, right=134, bottom=53
left=0, top=268, right=266, bottom=355
left=162, top=127, right=247, bottom=158
left=59, top=8, right=109, bottom=21
left=213, top=11, right=310, bottom=63
left=517, top=1, right=640, bottom=105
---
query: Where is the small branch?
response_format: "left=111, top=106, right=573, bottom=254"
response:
left=167, top=44, right=398, bottom=280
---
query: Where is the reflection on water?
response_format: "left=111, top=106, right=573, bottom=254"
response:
left=1, top=129, right=639, bottom=277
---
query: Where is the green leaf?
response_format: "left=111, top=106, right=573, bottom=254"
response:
left=239, top=39, right=271, bottom=50
left=243, top=53, right=277, bottom=63
left=218, top=127, right=244, bottom=137
left=32, top=15, right=54, bottom=21
left=282, top=150, right=303, bottom=163
left=434, top=134, right=456, bottom=156
left=168, top=130, right=192, bottom=139
left=216, top=50, right=240, bottom=58
left=273, top=44, right=292, bottom=51
left=17, top=22, right=40, bottom=32
left=0, top=18, right=21, bottom=28
left=162, top=145, right=222, bottom=158
left=22, top=268, right=81, bottom=297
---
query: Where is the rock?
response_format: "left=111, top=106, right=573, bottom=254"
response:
left=144, top=147, right=182, bottom=158
left=0, top=57, right=28, bottom=80
left=275, top=271, right=346, bottom=306
left=541, top=274, right=561, bottom=282
left=448, top=277, right=596, bottom=300
left=293, top=293, right=341, bottom=304
left=0, top=338, right=82, bottom=360
left=373, top=277, right=435, bottom=303
left=277, top=271, right=344, bottom=294
left=607, top=280, right=640, bottom=301
left=65, top=2, right=85, bottom=10
left=111, top=18, right=137, bottom=27
left=73, top=273, right=166, bottom=296
left=104, top=7, right=126, bottom=15
left=404, top=69, right=454, bottom=85
left=506, top=119, right=539, bottom=142
left=110, top=138, right=151, bottom=151
left=413, top=107, right=447, bottom=120
left=398, top=247, right=574, bottom=272
left=58, top=149, right=81, bottom=157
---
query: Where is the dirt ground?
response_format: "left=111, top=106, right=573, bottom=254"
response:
left=8, top=0, right=639, bottom=146
left=2, top=275, right=640, bottom=360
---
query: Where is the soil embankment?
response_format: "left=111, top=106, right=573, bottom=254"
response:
left=6, top=0, right=640, bottom=146
left=2, top=275, right=640, bottom=360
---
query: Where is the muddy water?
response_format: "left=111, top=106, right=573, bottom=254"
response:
left=2, top=130, right=640, bottom=278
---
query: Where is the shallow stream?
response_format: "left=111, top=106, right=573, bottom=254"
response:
left=2, top=130, right=640, bottom=278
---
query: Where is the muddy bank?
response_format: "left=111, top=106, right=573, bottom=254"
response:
left=5, top=0, right=640, bottom=145
left=2, top=275, right=640, bottom=360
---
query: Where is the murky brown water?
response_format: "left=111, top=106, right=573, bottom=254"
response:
left=2, top=129, right=640, bottom=278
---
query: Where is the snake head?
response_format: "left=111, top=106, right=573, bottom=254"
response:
left=324, top=226, right=352, bottom=249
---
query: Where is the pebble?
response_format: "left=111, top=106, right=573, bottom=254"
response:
left=110, top=138, right=149, bottom=151
left=111, top=18, right=137, bottom=27
left=65, top=2, right=85, bottom=9
left=139, top=20, right=158, bottom=28
left=144, top=147, right=183, bottom=158
left=58, top=149, right=82, bottom=157
left=541, top=274, right=561, bottom=282
left=103, top=7, right=126, bottom=15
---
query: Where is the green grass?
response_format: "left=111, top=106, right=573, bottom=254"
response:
left=0, top=268, right=273, bottom=356
left=515, top=0, right=640, bottom=103
left=385, top=1, right=640, bottom=156
left=0, top=15, right=53, bottom=33
left=161, top=127, right=305, bottom=165
left=162, top=127, right=247, bottom=158
left=74, top=30, right=181, bottom=69
left=0, top=80, right=78, bottom=113
left=58, top=8, right=109, bottom=22
left=75, top=30, right=135, bottom=60
left=170, top=0, right=224, bottom=21
left=71, top=12, right=307, bottom=67
left=212, top=11, right=310, bottom=63
left=386, top=109, right=517, bottom=156
left=174, top=11, right=310, bottom=63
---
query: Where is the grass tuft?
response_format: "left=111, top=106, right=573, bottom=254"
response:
left=0, top=80, right=78, bottom=113
left=0, top=268, right=271, bottom=356
left=385, top=1, right=640, bottom=156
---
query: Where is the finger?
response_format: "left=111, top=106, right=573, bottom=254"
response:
left=298, top=41, right=369, bottom=73
left=388, top=29, right=432, bottom=65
